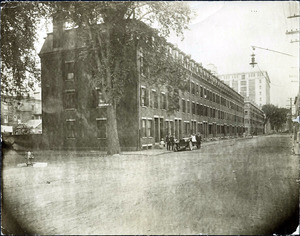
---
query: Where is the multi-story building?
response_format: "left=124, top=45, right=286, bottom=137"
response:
left=219, top=71, right=270, bottom=108
left=244, top=100, right=265, bottom=135
left=1, top=95, right=42, bottom=134
left=39, top=18, right=245, bottom=150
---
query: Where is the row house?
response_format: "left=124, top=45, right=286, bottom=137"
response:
left=139, top=44, right=245, bottom=148
left=244, top=100, right=265, bottom=135
left=40, top=17, right=245, bottom=150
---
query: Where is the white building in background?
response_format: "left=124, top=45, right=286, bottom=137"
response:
left=206, top=63, right=218, bottom=76
left=218, top=71, right=271, bottom=108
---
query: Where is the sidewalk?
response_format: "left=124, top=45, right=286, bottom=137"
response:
left=122, top=136, right=255, bottom=156
left=5, top=136, right=256, bottom=159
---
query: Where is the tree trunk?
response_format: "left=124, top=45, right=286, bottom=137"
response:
left=105, top=25, right=121, bottom=155
left=106, top=102, right=120, bottom=155
left=85, top=19, right=121, bottom=155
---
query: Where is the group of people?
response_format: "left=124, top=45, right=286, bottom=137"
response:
left=162, top=133, right=202, bottom=151
left=164, top=134, right=176, bottom=151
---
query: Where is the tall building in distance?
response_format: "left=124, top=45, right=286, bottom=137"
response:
left=218, top=71, right=270, bottom=108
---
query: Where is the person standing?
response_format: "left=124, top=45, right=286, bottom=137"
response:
left=199, top=133, right=202, bottom=148
left=170, top=134, right=175, bottom=151
left=165, top=134, right=170, bottom=150
left=196, top=133, right=202, bottom=149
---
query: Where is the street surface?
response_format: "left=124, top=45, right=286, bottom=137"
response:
left=2, top=134, right=299, bottom=234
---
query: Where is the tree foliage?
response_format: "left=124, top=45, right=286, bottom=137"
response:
left=48, top=2, right=192, bottom=154
left=2, top=2, right=192, bottom=154
left=1, top=2, right=48, bottom=98
left=262, top=104, right=289, bottom=131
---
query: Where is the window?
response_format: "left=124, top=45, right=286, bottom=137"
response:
left=196, top=84, right=199, bottom=95
left=141, top=87, right=148, bottom=106
left=190, top=121, right=196, bottom=134
left=65, top=91, right=76, bottom=109
left=170, top=121, right=174, bottom=135
left=4, top=115, right=8, bottom=124
left=66, top=120, right=76, bottom=138
left=142, top=119, right=147, bottom=137
left=196, top=104, right=200, bottom=115
left=165, top=121, right=170, bottom=135
left=140, top=50, right=144, bottom=75
left=191, top=82, right=195, bottom=95
left=152, top=90, right=158, bottom=108
left=32, top=105, right=35, bottom=111
left=185, top=122, right=190, bottom=135
left=161, top=93, right=166, bottom=109
left=182, top=98, right=186, bottom=112
left=200, top=86, right=203, bottom=97
left=65, top=61, right=74, bottom=80
left=97, top=90, right=107, bottom=107
left=204, top=88, right=207, bottom=99
left=187, top=100, right=190, bottom=113
left=97, top=118, right=107, bottom=139
left=192, top=102, right=196, bottom=114
left=147, top=119, right=152, bottom=137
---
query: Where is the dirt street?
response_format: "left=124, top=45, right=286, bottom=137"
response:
left=2, top=134, right=299, bottom=234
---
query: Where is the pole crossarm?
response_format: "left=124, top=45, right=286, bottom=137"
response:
left=286, top=29, right=300, bottom=35
left=287, top=14, right=300, bottom=19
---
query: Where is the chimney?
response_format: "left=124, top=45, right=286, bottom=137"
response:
left=52, top=11, right=64, bottom=49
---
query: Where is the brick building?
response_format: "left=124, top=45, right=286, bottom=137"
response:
left=1, top=95, right=42, bottom=134
left=39, top=19, right=245, bottom=150
left=244, top=100, right=265, bottom=135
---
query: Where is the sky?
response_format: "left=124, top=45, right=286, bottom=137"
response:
left=167, top=1, right=299, bottom=109
left=35, top=1, right=299, bottom=109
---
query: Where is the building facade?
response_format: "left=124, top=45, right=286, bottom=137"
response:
left=39, top=19, right=245, bottom=150
left=244, top=100, right=265, bottom=135
left=219, top=71, right=270, bottom=108
left=1, top=95, right=42, bottom=134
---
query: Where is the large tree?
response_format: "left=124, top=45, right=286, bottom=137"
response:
left=1, top=2, right=48, bottom=98
left=49, top=2, right=193, bottom=154
left=262, top=104, right=289, bottom=132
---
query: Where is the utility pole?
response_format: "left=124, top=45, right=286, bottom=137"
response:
left=285, top=2, right=300, bottom=154
left=288, top=98, right=293, bottom=133
left=285, top=2, right=300, bottom=43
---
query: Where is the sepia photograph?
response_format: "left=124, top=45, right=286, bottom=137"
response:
left=1, top=1, right=299, bottom=235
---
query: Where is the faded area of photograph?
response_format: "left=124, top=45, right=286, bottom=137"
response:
left=1, top=1, right=299, bottom=235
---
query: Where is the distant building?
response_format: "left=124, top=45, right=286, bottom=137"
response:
left=244, top=100, right=265, bottom=135
left=206, top=63, right=218, bottom=76
left=219, top=71, right=270, bottom=108
left=1, top=94, right=42, bottom=134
